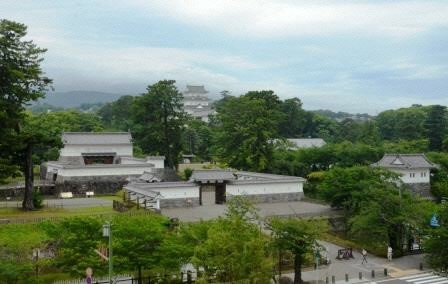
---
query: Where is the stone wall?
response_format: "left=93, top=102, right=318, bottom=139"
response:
left=227, top=192, right=304, bottom=203
left=160, top=197, right=200, bottom=208
left=405, top=183, right=434, bottom=199
left=54, top=175, right=134, bottom=196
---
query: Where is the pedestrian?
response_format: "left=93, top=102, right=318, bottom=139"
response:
left=387, top=245, right=393, bottom=262
left=361, top=248, right=368, bottom=264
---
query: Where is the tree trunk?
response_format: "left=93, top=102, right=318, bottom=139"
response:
left=138, top=265, right=142, bottom=284
left=293, top=254, right=302, bottom=284
left=22, top=143, right=34, bottom=210
left=162, top=104, right=173, bottom=169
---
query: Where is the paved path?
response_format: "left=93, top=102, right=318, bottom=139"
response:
left=161, top=201, right=334, bottom=221
left=285, top=241, right=428, bottom=283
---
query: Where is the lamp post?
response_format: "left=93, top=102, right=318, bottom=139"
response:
left=103, top=222, right=113, bottom=284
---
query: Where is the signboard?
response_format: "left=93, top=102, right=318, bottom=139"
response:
left=430, top=213, right=440, bottom=227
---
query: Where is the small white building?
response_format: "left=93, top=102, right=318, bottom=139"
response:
left=124, top=170, right=305, bottom=209
left=43, top=132, right=167, bottom=195
left=371, top=154, right=437, bottom=198
left=286, top=138, right=326, bottom=149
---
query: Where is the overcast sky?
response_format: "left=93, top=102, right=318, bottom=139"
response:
left=2, top=0, right=448, bottom=113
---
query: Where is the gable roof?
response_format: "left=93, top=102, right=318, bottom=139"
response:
left=62, top=132, right=132, bottom=145
left=287, top=138, right=326, bottom=148
left=372, top=154, right=437, bottom=169
left=184, top=85, right=208, bottom=94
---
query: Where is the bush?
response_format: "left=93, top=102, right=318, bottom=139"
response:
left=33, top=190, right=43, bottom=209
left=184, top=168, right=193, bottom=180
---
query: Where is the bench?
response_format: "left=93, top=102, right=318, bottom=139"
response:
left=60, top=192, right=73, bottom=199
left=85, top=191, right=94, bottom=198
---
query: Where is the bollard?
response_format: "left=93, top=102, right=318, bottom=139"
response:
left=332, top=275, right=335, bottom=284
left=345, top=273, right=349, bottom=282
left=384, top=268, right=388, bottom=276
left=326, top=276, right=329, bottom=284
left=420, top=263, right=423, bottom=270
left=147, top=276, right=151, bottom=284
left=372, top=270, right=375, bottom=278
left=359, top=272, right=362, bottom=280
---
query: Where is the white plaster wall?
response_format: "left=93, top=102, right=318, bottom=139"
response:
left=226, top=182, right=303, bottom=196
left=58, top=165, right=153, bottom=177
left=393, top=169, right=430, bottom=183
left=146, top=159, right=164, bottom=168
left=120, top=158, right=146, bottom=165
left=60, top=145, right=132, bottom=157
left=159, top=186, right=199, bottom=199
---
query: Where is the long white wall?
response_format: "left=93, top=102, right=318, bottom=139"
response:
left=393, top=169, right=430, bottom=183
left=57, top=165, right=154, bottom=178
left=226, top=182, right=303, bottom=196
left=159, top=186, right=200, bottom=199
left=146, top=158, right=164, bottom=169
left=60, top=145, right=133, bottom=157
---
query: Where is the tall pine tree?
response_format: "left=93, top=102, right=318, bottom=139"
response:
left=425, top=105, right=447, bottom=151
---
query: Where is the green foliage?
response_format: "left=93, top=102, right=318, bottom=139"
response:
left=424, top=204, right=448, bottom=272
left=268, top=217, right=327, bottom=284
left=317, top=166, right=399, bottom=210
left=425, top=105, right=447, bottom=151
left=0, top=261, right=35, bottom=284
left=427, top=152, right=448, bottom=201
left=97, top=95, right=135, bottom=131
left=382, top=139, right=429, bottom=153
left=132, top=80, right=186, bottom=168
left=214, top=90, right=282, bottom=171
left=32, top=190, right=43, bottom=209
left=182, top=118, right=213, bottom=161
left=0, top=20, right=52, bottom=184
left=192, top=197, right=272, bottom=283
left=40, top=217, right=105, bottom=277
left=376, top=105, right=428, bottom=141
left=183, top=168, right=193, bottom=180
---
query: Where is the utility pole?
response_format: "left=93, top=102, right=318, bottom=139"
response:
left=103, top=222, right=113, bottom=284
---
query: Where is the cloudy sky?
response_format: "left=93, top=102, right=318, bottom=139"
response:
left=2, top=0, right=448, bottom=113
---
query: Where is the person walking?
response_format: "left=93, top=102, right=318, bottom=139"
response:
left=387, top=246, right=393, bottom=262
left=361, top=248, right=368, bottom=264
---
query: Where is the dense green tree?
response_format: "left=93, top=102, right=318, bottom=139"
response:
left=268, top=217, right=326, bottom=284
left=41, top=217, right=105, bottom=277
left=376, top=106, right=428, bottom=141
left=113, top=214, right=172, bottom=281
left=278, top=98, right=306, bottom=138
left=192, top=197, right=272, bottom=283
left=214, top=91, right=282, bottom=171
left=425, top=105, right=447, bottom=151
left=425, top=204, right=448, bottom=272
left=182, top=118, right=213, bottom=161
left=317, top=166, right=399, bottom=210
left=132, top=80, right=186, bottom=169
left=97, top=95, right=135, bottom=131
left=0, top=20, right=52, bottom=186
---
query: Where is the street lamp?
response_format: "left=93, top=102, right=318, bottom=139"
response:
left=103, top=222, right=113, bottom=284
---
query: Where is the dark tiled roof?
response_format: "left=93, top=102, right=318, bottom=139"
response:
left=62, top=132, right=132, bottom=145
left=372, top=154, right=437, bottom=169
left=190, top=170, right=236, bottom=182
left=184, top=85, right=208, bottom=94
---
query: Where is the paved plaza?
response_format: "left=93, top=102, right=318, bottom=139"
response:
left=160, top=200, right=334, bottom=221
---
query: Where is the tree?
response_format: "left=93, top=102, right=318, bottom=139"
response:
left=425, top=204, right=448, bottom=272
left=278, top=98, right=306, bottom=138
left=214, top=91, right=283, bottom=171
left=425, top=105, right=447, bottom=151
left=97, top=95, right=135, bottom=131
left=192, top=197, right=272, bottom=283
left=268, top=217, right=326, bottom=284
left=132, top=80, right=186, bottom=169
left=0, top=20, right=52, bottom=209
left=113, top=214, right=171, bottom=282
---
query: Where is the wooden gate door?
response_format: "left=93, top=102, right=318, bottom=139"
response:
left=215, top=183, right=226, bottom=204
left=201, top=184, right=215, bottom=205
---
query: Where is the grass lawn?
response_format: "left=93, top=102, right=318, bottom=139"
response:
left=0, top=205, right=118, bottom=220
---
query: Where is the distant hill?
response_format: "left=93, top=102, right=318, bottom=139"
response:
left=311, top=109, right=372, bottom=121
left=39, top=91, right=127, bottom=108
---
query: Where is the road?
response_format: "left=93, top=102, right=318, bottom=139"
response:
left=372, top=273, right=448, bottom=284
